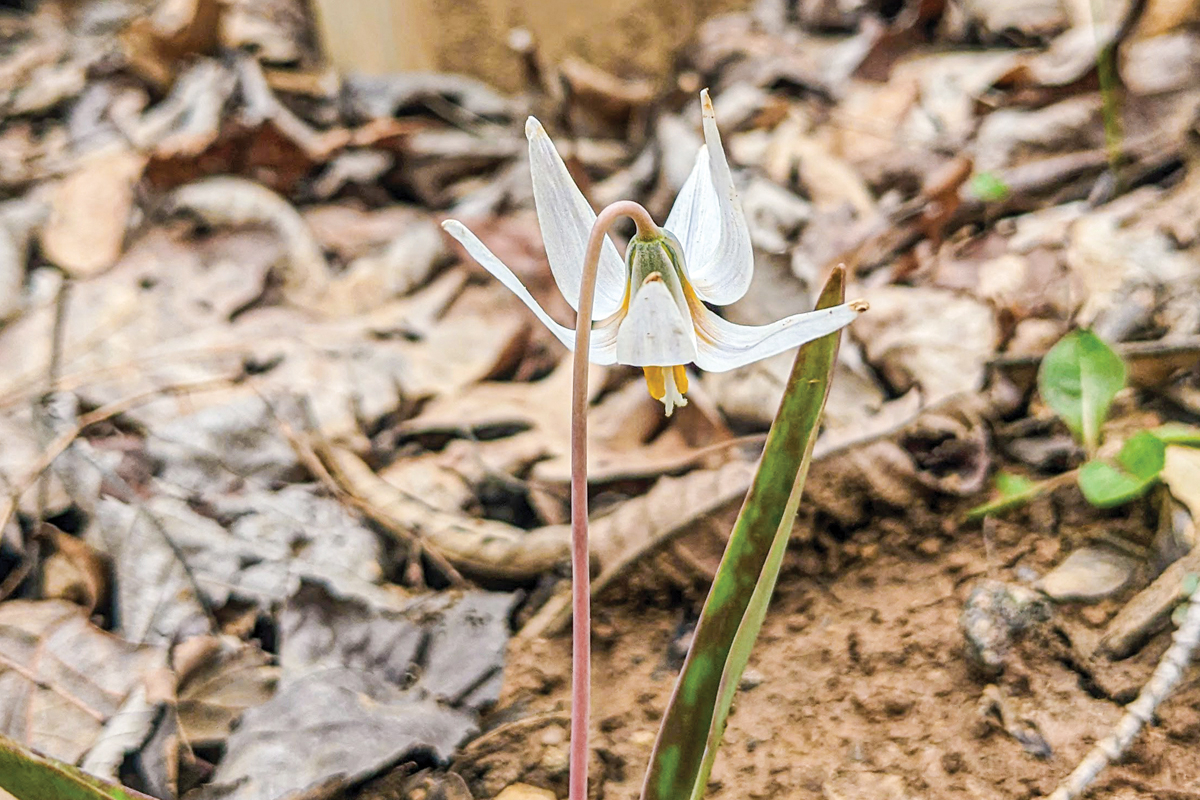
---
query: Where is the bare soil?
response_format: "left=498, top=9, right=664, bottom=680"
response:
left=460, top=500, right=1200, bottom=800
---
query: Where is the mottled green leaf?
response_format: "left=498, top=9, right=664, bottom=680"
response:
left=643, top=268, right=847, bottom=800
left=1038, top=330, right=1125, bottom=453
left=0, top=734, right=154, bottom=800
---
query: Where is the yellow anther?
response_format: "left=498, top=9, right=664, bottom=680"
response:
left=672, top=365, right=689, bottom=394
left=643, top=366, right=666, bottom=400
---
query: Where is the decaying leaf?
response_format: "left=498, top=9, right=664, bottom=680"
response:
left=325, top=446, right=570, bottom=581
left=167, top=176, right=330, bottom=309
left=174, top=636, right=279, bottom=748
left=851, top=286, right=999, bottom=402
left=0, top=600, right=164, bottom=764
left=91, top=486, right=386, bottom=645
left=1161, top=445, right=1200, bottom=522
left=193, top=668, right=475, bottom=800
left=40, top=148, right=147, bottom=278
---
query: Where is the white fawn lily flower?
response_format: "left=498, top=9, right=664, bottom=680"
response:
left=443, top=90, right=866, bottom=415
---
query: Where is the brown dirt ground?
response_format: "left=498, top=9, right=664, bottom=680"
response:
left=456, top=494, right=1200, bottom=800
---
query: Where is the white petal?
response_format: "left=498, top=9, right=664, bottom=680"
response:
left=663, top=90, right=754, bottom=306
left=443, top=220, right=619, bottom=364
left=689, top=295, right=863, bottom=373
left=526, top=117, right=628, bottom=319
left=616, top=277, right=698, bottom=366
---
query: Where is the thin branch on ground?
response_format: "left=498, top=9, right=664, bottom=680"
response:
left=1048, top=583, right=1200, bottom=800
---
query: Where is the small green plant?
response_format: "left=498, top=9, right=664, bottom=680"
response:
left=968, top=171, right=1011, bottom=203
left=970, top=329, right=1200, bottom=519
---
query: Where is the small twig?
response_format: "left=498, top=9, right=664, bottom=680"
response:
left=1048, top=583, right=1200, bottom=800
left=27, top=279, right=72, bottom=593
left=283, top=395, right=467, bottom=588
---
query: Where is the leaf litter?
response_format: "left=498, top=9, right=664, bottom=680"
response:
left=0, top=0, right=1200, bottom=799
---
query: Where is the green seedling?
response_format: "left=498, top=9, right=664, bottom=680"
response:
left=968, top=171, right=1011, bottom=203
left=970, top=329, right=1200, bottom=519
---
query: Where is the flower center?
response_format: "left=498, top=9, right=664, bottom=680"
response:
left=641, top=365, right=689, bottom=416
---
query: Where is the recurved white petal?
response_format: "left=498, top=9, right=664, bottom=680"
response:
left=616, top=277, right=698, bottom=367
left=443, top=219, right=619, bottom=364
left=526, top=117, right=628, bottom=319
left=688, top=295, right=863, bottom=372
left=663, top=90, right=754, bottom=306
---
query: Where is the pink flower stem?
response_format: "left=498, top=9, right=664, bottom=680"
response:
left=570, top=200, right=660, bottom=800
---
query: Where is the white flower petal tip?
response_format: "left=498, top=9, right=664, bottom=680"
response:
left=689, top=300, right=864, bottom=373
left=525, top=114, right=627, bottom=319
left=440, top=217, right=621, bottom=365
left=662, top=88, right=754, bottom=307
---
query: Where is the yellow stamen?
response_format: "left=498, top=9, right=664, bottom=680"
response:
left=672, top=365, right=689, bottom=395
left=643, top=366, right=666, bottom=400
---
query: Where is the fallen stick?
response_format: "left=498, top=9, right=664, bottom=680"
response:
left=1048, top=583, right=1200, bottom=800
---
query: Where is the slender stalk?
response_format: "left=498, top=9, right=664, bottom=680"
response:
left=570, top=200, right=660, bottom=800
left=1048, top=584, right=1200, bottom=800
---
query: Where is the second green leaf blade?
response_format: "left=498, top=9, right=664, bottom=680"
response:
left=640, top=267, right=850, bottom=800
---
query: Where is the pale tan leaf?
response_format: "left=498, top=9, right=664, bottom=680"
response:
left=0, top=600, right=163, bottom=764
left=174, top=637, right=279, bottom=747
left=40, top=148, right=147, bottom=278
left=1162, top=445, right=1200, bottom=523
left=326, top=446, right=571, bottom=581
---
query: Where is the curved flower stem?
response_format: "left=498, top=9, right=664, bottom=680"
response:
left=570, top=200, right=660, bottom=800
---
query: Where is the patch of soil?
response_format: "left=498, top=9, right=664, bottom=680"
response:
left=462, top=519, right=1200, bottom=799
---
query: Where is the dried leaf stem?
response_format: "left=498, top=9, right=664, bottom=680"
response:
left=570, top=200, right=660, bottom=800
left=1048, top=584, right=1200, bottom=800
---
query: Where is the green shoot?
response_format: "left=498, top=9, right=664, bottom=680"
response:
left=1038, top=329, right=1125, bottom=456
left=970, top=329, right=1200, bottom=519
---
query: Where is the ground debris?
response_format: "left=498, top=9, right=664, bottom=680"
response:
left=0, top=0, right=1198, bottom=797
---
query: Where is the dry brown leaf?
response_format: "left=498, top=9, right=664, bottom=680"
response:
left=764, top=114, right=876, bottom=216
left=1135, top=0, right=1200, bottom=38
left=326, top=446, right=571, bottom=581
left=121, top=0, right=222, bottom=87
left=1161, top=445, right=1200, bottom=523
left=40, top=148, right=146, bottom=278
left=1066, top=212, right=1198, bottom=341
left=174, top=636, right=279, bottom=747
left=220, top=0, right=310, bottom=64
left=168, top=176, right=329, bottom=309
left=852, top=285, right=998, bottom=402
left=522, top=460, right=757, bottom=636
left=0, top=600, right=164, bottom=763
left=41, top=527, right=107, bottom=612
left=493, top=784, right=556, bottom=800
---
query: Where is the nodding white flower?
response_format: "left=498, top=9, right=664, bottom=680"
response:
left=443, top=90, right=865, bottom=416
